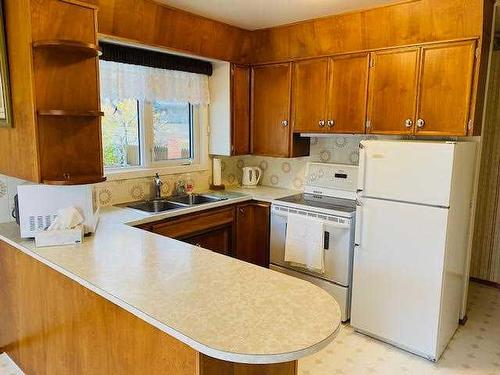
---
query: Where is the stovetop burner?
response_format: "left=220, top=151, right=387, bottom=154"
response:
left=276, top=193, right=356, bottom=213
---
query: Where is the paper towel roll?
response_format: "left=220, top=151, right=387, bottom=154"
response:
left=213, top=158, right=222, bottom=186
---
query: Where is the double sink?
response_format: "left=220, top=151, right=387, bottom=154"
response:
left=127, top=194, right=228, bottom=213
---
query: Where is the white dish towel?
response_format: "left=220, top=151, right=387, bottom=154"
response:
left=284, top=213, right=325, bottom=273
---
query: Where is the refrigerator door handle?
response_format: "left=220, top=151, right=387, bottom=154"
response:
left=357, top=142, right=366, bottom=192
left=355, top=201, right=362, bottom=247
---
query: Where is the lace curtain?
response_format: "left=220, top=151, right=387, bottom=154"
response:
left=100, top=60, right=210, bottom=105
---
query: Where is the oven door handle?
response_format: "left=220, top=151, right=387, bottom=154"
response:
left=324, top=231, right=330, bottom=250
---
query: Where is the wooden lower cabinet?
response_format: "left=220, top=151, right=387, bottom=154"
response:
left=181, top=225, right=233, bottom=256
left=147, top=201, right=270, bottom=267
left=235, top=202, right=270, bottom=267
left=151, top=206, right=236, bottom=256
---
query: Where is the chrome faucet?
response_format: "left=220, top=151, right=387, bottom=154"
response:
left=154, top=173, right=163, bottom=200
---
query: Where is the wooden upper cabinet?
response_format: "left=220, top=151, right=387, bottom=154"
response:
left=292, top=58, right=329, bottom=133
left=327, top=54, right=369, bottom=134
left=367, top=48, right=420, bottom=135
left=415, top=41, right=476, bottom=136
left=231, top=64, right=251, bottom=155
left=251, top=63, right=293, bottom=157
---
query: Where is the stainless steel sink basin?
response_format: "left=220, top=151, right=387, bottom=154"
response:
left=166, top=194, right=228, bottom=206
left=127, top=199, right=185, bottom=213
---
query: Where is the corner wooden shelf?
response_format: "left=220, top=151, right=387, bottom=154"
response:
left=37, top=109, right=104, bottom=117
left=43, top=175, right=107, bottom=185
left=33, top=39, right=102, bottom=57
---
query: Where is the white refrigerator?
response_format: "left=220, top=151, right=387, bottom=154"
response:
left=351, top=140, right=477, bottom=361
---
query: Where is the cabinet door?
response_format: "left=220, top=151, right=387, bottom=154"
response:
left=251, top=63, right=292, bottom=157
left=151, top=206, right=234, bottom=239
left=327, top=54, right=369, bottom=134
left=416, top=41, right=476, bottom=136
left=235, top=202, right=270, bottom=267
left=182, top=225, right=233, bottom=256
left=231, top=64, right=251, bottom=155
left=292, top=58, right=329, bottom=133
left=367, top=48, right=419, bottom=135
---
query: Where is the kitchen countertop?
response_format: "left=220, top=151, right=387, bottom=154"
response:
left=0, top=186, right=341, bottom=364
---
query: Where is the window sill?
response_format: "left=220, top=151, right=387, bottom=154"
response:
left=104, top=163, right=209, bottom=181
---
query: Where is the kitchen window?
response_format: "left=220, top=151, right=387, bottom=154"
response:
left=101, top=98, right=197, bottom=169
left=99, top=43, right=211, bottom=179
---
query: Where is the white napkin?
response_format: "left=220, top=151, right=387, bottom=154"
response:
left=48, top=207, right=84, bottom=231
left=284, top=213, right=325, bottom=273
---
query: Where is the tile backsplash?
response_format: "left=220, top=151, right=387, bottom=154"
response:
left=93, top=170, right=212, bottom=207
left=221, top=135, right=370, bottom=190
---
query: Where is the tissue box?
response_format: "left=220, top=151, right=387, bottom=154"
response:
left=35, top=225, right=84, bottom=248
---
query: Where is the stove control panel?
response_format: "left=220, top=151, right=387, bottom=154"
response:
left=305, top=163, right=358, bottom=193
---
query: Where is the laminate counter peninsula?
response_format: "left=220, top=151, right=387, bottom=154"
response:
left=0, top=187, right=341, bottom=375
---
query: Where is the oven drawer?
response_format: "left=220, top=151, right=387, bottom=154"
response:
left=270, top=208, right=354, bottom=287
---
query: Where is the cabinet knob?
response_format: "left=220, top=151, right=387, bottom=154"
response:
left=417, top=119, right=425, bottom=128
left=404, top=119, right=413, bottom=128
left=327, top=120, right=335, bottom=128
left=281, top=120, right=288, bottom=127
left=318, top=120, right=326, bottom=128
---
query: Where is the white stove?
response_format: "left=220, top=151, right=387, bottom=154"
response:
left=270, top=162, right=358, bottom=322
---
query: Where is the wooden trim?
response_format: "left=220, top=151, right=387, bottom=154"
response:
left=43, top=175, right=107, bottom=185
left=33, top=39, right=102, bottom=57
left=60, top=0, right=98, bottom=10
left=470, top=276, right=500, bottom=289
left=37, top=109, right=104, bottom=117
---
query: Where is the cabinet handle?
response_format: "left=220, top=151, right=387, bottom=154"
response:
left=327, top=120, right=335, bottom=128
left=318, top=120, right=326, bottom=128
left=281, top=120, right=288, bottom=127
left=404, top=119, right=413, bottom=128
left=417, top=119, right=425, bottom=128
left=239, top=207, right=245, bottom=214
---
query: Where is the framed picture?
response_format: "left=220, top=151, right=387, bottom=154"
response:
left=0, top=0, right=12, bottom=128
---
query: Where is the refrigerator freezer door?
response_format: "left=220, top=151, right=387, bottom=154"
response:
left=351, top=197, right=449, bottom=360
left=358, top=140, right=455, bottom=207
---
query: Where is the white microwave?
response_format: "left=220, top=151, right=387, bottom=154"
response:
left=16, top=184, right=99, bottom=238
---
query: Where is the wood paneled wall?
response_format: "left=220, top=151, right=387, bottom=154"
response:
left=471, top=49, right=500, bottom=284
left=249, top=0, right=485, bottom=64
left=0, top=0, right=40, bottom=181
left=81, top=0, right=253, bottom=63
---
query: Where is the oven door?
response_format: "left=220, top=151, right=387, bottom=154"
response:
left=270, top=205, right=354, bottom=286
